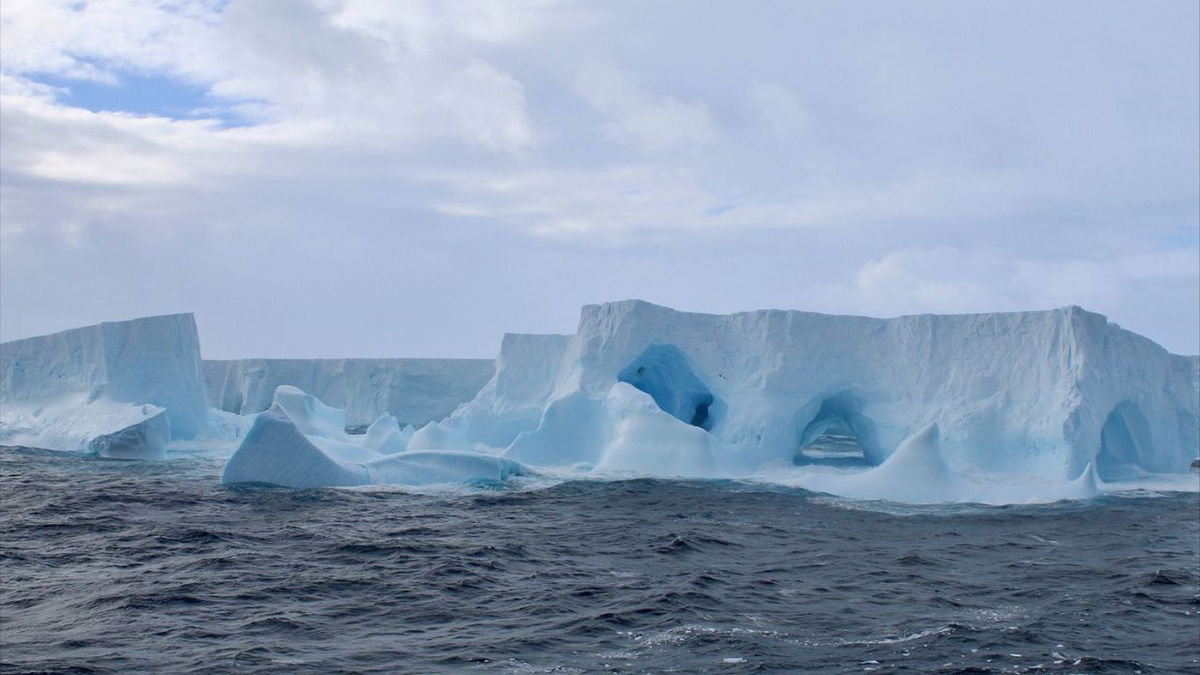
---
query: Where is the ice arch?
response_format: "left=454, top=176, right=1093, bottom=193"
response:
left=617, top=344, right=715, bottom=430
left=795, top=394, right=882, bottom=466
left=1096, top=402, right=1154, bottom=481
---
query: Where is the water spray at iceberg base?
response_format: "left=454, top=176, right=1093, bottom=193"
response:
left=3, top=302, right=1197, bottom=504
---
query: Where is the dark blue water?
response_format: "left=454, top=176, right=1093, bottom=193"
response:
left=1, top=446, right=1198, bottom=674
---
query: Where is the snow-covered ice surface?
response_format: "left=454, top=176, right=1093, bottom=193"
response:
left=220, top=386, right=527, bottom=488
left=1, top=314, right=208, bottom=459
left=203, top=357, right=494, bottom=429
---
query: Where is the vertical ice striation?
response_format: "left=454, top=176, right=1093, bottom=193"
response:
left=427, top=301, right=1197, bottom=489
left=203, top=357, right=494, bottom=430
left=0, top=314, right=207, bottom=457
left=407, top=333, right=572, bottom=451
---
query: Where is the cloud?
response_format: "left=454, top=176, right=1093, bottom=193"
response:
left=747, top=82, right=811, bottom=138
left=574, top=60, right=717, bottom=150
left=0, top=0, right=545, bottom=150
left=835, top=242, right=1199, bottom=316
left=818, top=244, right=1200, bottom=353
left=0, top=0, right=1196, bottom=356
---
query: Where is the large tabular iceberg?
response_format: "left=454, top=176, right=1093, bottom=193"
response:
left=5, top=302, right=1196, bottom=501
left=203, top=357, right=494, bottom=430
left=221, top=386, right=527, bottom=488
left=412, top=301, right=1198, bottom=501
left=0, top=314, right=208, bottom=459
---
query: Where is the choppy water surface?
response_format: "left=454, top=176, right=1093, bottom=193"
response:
left=1, top=447, right=1198, bottom=674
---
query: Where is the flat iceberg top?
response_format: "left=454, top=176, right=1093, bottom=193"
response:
left=0, top=312, right=198, bottom=350
left=587, top=299, right=1091, bottom=326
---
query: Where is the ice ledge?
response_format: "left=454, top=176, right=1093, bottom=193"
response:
left=0, top=394, right=170, bottom=460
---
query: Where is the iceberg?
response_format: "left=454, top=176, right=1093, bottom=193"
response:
left=777, top=423, right=1103, bottom=504
left=5, top=302, right=1195, bottom=501
left=1, top=314, right=208, bottom=459
left=418, top=301, right=1198, bottom=501
left=0, top=394, right=171, bottom=460
left=409, top=333, right=572, bottom=452
left=203, top=357, right=494, bottom=431
left=220, top=386, right=527, bottom=488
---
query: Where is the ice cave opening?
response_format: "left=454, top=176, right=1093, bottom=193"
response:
left=617, top=344, right=715, bottom=430
left=1096, top=402, right=1154, bottom=481
left=794, top=396, right=879, bottom=468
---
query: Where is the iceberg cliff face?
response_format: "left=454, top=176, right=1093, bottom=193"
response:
left=1, top=314, right=207, bottom=457
left=434, top=301, right=1197, bottom=485
left=203, top=357, right=494, bottom=430
left=408, top=333, right=572, bottom=452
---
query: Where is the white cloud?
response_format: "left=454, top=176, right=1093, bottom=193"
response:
left=436, top=60, right=536, bottom=151
left=829, top=245, right=1200, bottom=327
left=0, top=0, right=1196, bottom=356
left=0, top=0, right=546, bottom=151
left=0, top=0, right=210, bottom=80
left=574, top=60, right=717, bottom=150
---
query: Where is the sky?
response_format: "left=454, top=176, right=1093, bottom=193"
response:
left=1, top=0, right=1197, bottom=358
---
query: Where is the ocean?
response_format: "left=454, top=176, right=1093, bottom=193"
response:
left=1, top=446, right=1197, bottom=673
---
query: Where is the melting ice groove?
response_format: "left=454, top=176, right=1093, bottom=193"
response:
left=1, top=300, right=1198, bottom=504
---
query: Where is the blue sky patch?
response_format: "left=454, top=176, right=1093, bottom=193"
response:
left=34, top=68, right=256, bottom=127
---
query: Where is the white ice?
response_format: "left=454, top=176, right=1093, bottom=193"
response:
left=0, top=393, right=170, bottom=460
left=1, top=314, right=208, bottom=459
left=5, top=303, right=1196, bottom=503
left=407, top=300, right=1199, bottom=504
left=203, top=357, right=494, bottom=429
left=757, top=423, right=1106, bottom=505
left=220, top=386, right=527, bottom=488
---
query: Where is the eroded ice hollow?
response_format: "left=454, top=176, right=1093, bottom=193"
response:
left=408, top=301, right=1198, bottom=502
left=221, top=386, right=527, bottom=488
left=0, top=314, right=209, bottom=459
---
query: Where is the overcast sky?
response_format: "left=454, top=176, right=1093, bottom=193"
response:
left=1, top=0, right=1197, bottom=358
